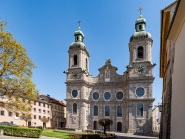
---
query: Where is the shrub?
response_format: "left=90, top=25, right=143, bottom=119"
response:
left=71, top=134, right=101, bottom=139
left=0, top=125, right=42, bottom=138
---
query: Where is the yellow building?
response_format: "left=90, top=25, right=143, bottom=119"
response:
left=160, top=0, right=185, bottom=138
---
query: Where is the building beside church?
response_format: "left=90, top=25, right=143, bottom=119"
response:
left=65, top=14, right=155, bottom=134
left=160, top=0, right=185, bottom=138
left=0, top=94, right=66, bottom=128
left=152, top=105, right=161, bottom=135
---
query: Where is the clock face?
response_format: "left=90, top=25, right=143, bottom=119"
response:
left=70, top=71, right=81, bottom=79
left=135, top=65, right=146, bottom=75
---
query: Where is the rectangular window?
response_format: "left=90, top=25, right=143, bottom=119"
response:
left=34, top=101, right=36, bottom=105
left=34, top=108, right=36, bottom=112
left=0, top=111, right=4, bottom=116
left=39, top=102, right=41, bottom=106
left=16, top=113, right=19, bottom=117
left=105, top=106, right=109, bottom=116
left=8, top=112, right=12, bottom=116
left=48, top=104, right=49, bottom=108
left=48, top=117, right=50, bottom=120
left=34, top=115, right=36, bottom=119
left=39, top=116, right=41, bottom=119
left=39, top=109, right=41, bottom=113
left=43, top=103, right=45, bottom=107
left=43, top=110, right=45, bottom=114
left=48, top=111, right=50, bottom=114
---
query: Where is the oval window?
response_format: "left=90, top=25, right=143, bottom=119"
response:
left=93, top=92, right=99, bottom=100
left=72, top=90, right=78, bottom=98
left=116, top=92, right=123, bottom=100
left=136, top=88, right=144, bottom=97
left=104, top=92, right=111, bottom=100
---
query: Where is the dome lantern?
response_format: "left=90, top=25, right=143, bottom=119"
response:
left=130, top=9, right=152, bottom=42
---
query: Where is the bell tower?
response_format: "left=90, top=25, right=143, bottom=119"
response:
left=129, top=13, right=153, bottom=65
left=68, top=21, right=90, bottom=72
left=65, top=21, right=89, bottom=131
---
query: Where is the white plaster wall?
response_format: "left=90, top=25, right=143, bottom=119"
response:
left=171, top=21, right=185, bottom=139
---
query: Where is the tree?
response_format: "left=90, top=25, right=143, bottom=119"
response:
left=40, top=117, right=49, bottom=129
left=0, top=19, right=38, bottom=113
left=98, top=118, right=113, bottom=134
left=20, top=113, right=32, bottom=126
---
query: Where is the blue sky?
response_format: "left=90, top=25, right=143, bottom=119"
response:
left=0, top=0, right=174, bottom=106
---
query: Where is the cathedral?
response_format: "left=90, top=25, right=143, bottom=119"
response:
left=65, top=14, right=155, bottom=134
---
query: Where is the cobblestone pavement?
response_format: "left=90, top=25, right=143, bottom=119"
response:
left=110, top=132, right=159, bottom=139
left=0, top=133, right=159, bottom=139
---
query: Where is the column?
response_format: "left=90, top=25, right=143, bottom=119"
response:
left=80, top=102, right=86, bottom=131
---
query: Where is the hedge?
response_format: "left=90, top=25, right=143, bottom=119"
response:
left=0, top=125, right=42, bottom=138
left=71, top=134, right=102, bottom=139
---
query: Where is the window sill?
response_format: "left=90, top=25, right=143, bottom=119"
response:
left=135, top=116, right=145, bottom=119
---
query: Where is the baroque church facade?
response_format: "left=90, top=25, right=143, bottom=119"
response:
left=65, top=15, right=155, bottom=134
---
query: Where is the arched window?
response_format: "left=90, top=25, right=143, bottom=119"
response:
left=94, top=105, right=98, bottom=116
left=76, top=36, right=79, bottom=41
left=105, top=106, right=110, bottom=116
left=138, top=46, right=143, bottom=58
left=117, top=106, right=122, bottom=117
left=137, top=103, right=143, bottom=116
left=73, top=103, right=77, bottom=114
left=139, top=25, right=142, bottom=30
left=86, top=58, right=88, bottom=70
left=74, top=55, right=77, bottom=65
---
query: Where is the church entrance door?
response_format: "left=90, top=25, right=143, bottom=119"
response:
left=117, top=122, right=122, bottom=132
left=93, top=121, right=97, bottom=130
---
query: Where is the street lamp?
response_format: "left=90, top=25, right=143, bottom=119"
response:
left=158, top=103, right=168, bottom=112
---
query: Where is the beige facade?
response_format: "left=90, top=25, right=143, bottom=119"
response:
left=0, top=94, right=66, bottom=128
left=160, top=0, right=185, bottom=138
left=65, top=15, right=155, bottom=135
left=49, top=97, right=66, bottom=128
left=152, top=105, right=161, bottom=135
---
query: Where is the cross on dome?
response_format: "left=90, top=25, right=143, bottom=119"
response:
left=138, top=7, right=143, bottom=18
left=77, top=20, right=81, bottom=30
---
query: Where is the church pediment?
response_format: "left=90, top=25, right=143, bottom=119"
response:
left=98, top=59, right=118, bottom=71
left=95, top=59, right=124, bottom=83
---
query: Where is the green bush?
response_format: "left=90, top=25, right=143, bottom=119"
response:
left=0, top=125, right=42, bottom=138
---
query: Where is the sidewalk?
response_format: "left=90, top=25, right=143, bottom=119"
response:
left=0, top=133, right=159, bottom=139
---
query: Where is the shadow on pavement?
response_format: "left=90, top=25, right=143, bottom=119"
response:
left=117, top=135, right=158, bottom=139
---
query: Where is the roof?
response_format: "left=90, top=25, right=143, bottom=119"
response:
left=167, top=0, right=184, bottom=40
left=69, top=41, right=89, bottom=56
left=39, top=94, right=66, bottom=107
left=130, top=31, right=152, bottom=42
left=160, top=1, right=177, bottom=77
left=74, top=29, right=84, bottom=37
